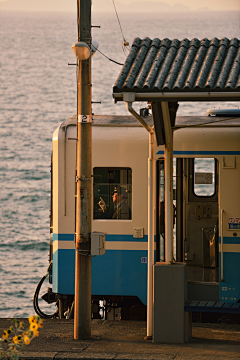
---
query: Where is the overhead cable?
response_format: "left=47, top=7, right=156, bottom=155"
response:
left=91, top=44, right=124, bottom=66
left=112, top=0, right=130, bottom=54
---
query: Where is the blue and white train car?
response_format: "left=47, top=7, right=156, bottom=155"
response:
left=39, top=112, right=240, bottom=320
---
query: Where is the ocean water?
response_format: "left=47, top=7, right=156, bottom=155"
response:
left=0, top=9, right=240, bottom=318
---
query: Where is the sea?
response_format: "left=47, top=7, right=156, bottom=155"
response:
left=0, top=9, right=240, bottom=318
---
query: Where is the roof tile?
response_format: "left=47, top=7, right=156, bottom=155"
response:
left=113, top=37, right=240, bottom=93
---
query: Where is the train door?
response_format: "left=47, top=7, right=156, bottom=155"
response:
left=156, top=157, right=219, bottom=299
left=181, top=158, right=219, bottom=283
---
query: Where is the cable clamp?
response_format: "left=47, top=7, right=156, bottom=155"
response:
left=78, top=83, right=92, bottom=86
left=76, top=248, right=96, bottom=257
left=75, top=176, right=91, bottom=182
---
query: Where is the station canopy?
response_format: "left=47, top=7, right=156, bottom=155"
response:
left=113, top=37, right=240, bottom=102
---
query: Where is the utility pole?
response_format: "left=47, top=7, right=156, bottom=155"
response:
left=74, top=0, right=92, bottom=340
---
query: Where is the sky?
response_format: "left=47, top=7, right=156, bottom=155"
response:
left=0, top=0, right=240, bottom=12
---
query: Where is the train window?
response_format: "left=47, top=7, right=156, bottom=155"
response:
left=194, top=158, right=215, bottom=197
left=93, top=168, right=132, bottom=220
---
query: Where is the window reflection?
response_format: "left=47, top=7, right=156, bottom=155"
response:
left=194, top=158, right=215, bottom=197
left=93, top=168, right=132, bottom=220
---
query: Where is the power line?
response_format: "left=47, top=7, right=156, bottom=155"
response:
left=112, top=0, right=130, bottom=54
left=92, top=44, right=124, bottom=66
left=112, top=0, right=125, bottom=44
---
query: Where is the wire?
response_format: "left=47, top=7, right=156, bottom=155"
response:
left=91, top=44, right=124, bottom=66
left=111, top=0, right=130, bottom=54
left=33, top=263, right=58, bottom=319
left=112, top=0, right=124, bottom=43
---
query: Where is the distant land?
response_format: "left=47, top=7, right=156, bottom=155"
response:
left=1, top=0, right=239, bottom=12
left=0, top=0, right=206, bottom=13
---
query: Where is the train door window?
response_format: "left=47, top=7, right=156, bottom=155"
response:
left=157, top=160, right=165, bottom=262
left=194, top=158, right=215, bottom=197
left=93, top=168, right=132, bottom=220
left=156, top=159, right=177, bottom=262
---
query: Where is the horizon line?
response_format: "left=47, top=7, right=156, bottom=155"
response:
left=0, top=8, right=237, bottom=13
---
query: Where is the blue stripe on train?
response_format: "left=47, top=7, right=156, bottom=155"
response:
left=52, top=249, right=75, bottom=295
left=53, top=234, right=74, bottom=242
left=52, top=234, right=150, bottom=242
left=219, top=237, right=240, bottom=303
left=220, top=237, right=240, bottom=244
left=92, top=249, right=148, bottom=304
left=52, top=234, right=150, bottom=305
left=156, top=151, right=240, bottom=155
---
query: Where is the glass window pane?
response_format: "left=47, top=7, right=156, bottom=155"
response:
left=93, top=168, right=132, bottom=220
left=194, top=158, right=215, bottom=197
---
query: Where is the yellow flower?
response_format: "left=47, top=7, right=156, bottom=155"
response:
left=38, top=320, right=43, bottom=328
left=2, top=330, right=8, bottom=339
left=28, top=316, right=36, bottom=324
left=33, top=330, right=39, bottom=337
left=13, top=336, right=19, bottom=344
left=30, top=323, right=38, bottom=332
left=24, top=336, right=30, bottom=345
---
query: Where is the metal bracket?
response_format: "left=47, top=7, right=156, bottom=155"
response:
left=75, top=176, right=91, bottom=182
left=123, top=92, right=136, bottom=102
left=223, top=156, right=236, bottom=169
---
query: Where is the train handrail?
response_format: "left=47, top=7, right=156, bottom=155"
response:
left=220, top=209, right=224, bottom=282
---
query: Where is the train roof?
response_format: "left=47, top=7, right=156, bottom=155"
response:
left=61, top=114, right=240, bottom=128
left=93, top=115, right=240, bottom=127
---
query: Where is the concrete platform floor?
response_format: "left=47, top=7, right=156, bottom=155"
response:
left=0, top=319, right=240, bottom=360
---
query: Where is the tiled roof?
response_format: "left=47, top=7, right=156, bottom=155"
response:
left=113, top=37, right=240, bottom=94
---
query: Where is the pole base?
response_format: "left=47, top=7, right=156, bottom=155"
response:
left=144, top=335, right=152, bottom=341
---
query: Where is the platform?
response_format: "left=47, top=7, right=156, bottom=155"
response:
left=1, top=319, right=240, bottom=359
left=185, top=301, right=240, bottom=314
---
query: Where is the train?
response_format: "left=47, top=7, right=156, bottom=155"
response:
left=34, top=109, right=240, bottom=321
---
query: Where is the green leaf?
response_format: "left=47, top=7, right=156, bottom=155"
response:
left=12, top=353, right=18, bottom=360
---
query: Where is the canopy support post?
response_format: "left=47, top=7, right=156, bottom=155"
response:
left=161, top=102, right=173, bottom=264
left=124, top=94, right=155, bottom=339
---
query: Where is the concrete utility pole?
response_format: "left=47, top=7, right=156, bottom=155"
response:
left=74, top=0, right=92, bottom=340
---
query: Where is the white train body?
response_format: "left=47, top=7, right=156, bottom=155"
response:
left=50, top=114, right=240, bottom=313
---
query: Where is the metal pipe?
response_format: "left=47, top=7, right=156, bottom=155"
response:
left=147, top=131, right=155, bottom=338
left=63, top=126, right=67, bottom=216
left=220, top=209, right=224, bottom=282
left=161, top=102, right=173, bottom=264
left=114, top=92, right=240, bottom=102
left=125, top=101, right=154, bottom=338
left=126, top=102, right=152, bottom=133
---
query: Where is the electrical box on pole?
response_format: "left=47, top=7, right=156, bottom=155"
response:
left=91, top=232, right=106, bottom=256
